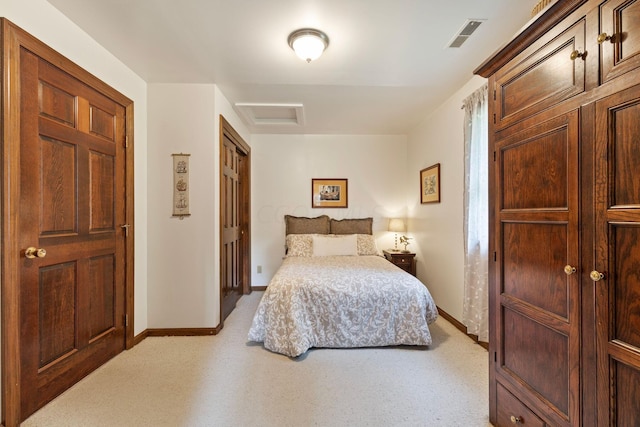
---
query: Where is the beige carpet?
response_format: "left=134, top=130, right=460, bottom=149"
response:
left=23, top=291, right=491, bottom=426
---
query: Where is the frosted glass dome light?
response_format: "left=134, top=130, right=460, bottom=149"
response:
left=288, top=28, right=329, bottom=63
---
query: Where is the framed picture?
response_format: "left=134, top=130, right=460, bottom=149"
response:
left=312, top=178, right=348, bottom=208
left=420, top=163, right=440, bottom=204
left=172, top=153, right=191, bottom=218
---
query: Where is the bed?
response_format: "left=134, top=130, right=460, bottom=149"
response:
left=247, top=216, right=438, bottom=357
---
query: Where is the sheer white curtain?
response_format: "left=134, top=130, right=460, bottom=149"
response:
left=462, top=84, right=489, bottom=342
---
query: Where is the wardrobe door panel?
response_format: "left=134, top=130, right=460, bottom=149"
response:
left=503, top=308, right=569, bottom=416
left=494, top=18, right=586, bottom=129
left=502, top=222, right=568, bottom=318
left=595, top=84, right=640, bottom=427
left=600, top=0, right=640, bottom=83
left=493, top=111, right=580, bottom=426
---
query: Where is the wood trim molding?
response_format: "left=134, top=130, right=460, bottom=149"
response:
left=133, top=330, right=149, bottom=346
left=146, top=327, right=223, bottom=337
left=437, top=306, right=489, bottom=350
left=132, top=326, right=223, bottom=346
left=124, top=103, right=135, bottom=351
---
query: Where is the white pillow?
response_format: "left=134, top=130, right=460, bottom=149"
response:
left=312, top=234, right=358, bottom=256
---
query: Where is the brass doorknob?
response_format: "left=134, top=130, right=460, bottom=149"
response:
left=510, top=415, right=522, bottom=424
left=570, top=50, right=586, bottom=60
left=25, top=247, right=47, bottom=259
left=564, top=265, right=577, bottom=275
left=590, top=270, right=605, bottom=282
left=597, top=32, right=612, bottom=44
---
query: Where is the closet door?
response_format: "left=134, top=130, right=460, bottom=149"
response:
left=599, top=0, right=640, bottom=83
left=493, top=110, right=580, bottom=426
left=594, top=84, right=640, bottom=427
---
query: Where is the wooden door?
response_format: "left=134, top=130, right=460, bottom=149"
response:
left=600, top=0, right=640, bottom=83
left=220, top=116, right=250, bottom=322
left=492, top=111, right=581, bottom=426
left=594, top=84, right=640, bottom=427
left=15, top=41, right=128, bottom=420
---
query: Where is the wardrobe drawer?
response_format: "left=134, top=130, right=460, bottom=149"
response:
left=496, top=383, right=546, bottom=427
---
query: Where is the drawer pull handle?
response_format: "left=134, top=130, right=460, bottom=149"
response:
left=570, top=50, right=585, bottom=60
left=510, top=415, right=522, bottom=424
left=564, top=265, right=576, bottom=275
left=590, top=270, right=605, bottom=282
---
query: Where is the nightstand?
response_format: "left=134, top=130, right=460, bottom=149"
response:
left=383, top=250, right=416, bottom=276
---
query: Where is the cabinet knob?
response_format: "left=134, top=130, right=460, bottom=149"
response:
left=590, top=270, right=605, bottom=282
left=597, top=32, right=613, bottom=44
left=510, top=415, right=522, bottom=424
left=564, top=265, right=577, bottom=275
left=570, top=50, right=586, bottom=60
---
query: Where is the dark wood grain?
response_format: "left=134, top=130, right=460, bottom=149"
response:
left=0, top=19, right=133, bottom=424
left=493, top=18, right=586, bottom=130
left=594, top=83, right=640, bottom=426
left=600, top=0, right=640, bottom=83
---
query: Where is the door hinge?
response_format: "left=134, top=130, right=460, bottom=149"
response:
left=493, top=89, right=496, bottom=100
left=125, top=135, right=129, bottom=148
left=494, top=252, right=497, bottom=262
left=494, top=352, right=497, bottom=362
left=125, top=314, right=129, bottom=327
left=493, top=151, right=496, bottom=161
left=493, top=113, right=496, bottom=124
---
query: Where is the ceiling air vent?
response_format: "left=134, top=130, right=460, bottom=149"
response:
left=447, top=19, right=485, bottom=48
left=234, top=103, right=305, bottom=127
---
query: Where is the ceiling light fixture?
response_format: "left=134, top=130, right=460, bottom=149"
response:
left=288, top=28, right=329, bottom=63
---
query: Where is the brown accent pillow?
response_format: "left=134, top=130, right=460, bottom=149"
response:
left=330, top=217, right=373, bottom=235
left=285, top=215, right=330, bottom=235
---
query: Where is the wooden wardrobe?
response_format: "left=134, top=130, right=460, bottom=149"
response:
left=475, top=0, right=640, bottom=425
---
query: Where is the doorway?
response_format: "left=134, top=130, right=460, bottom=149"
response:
left=219, top=116, right=251, bottom=324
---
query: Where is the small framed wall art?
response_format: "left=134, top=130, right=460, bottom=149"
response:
left=420, top=163, right=440, bottom=204
left=312, top=178, right=348, bottom=208
left=172, top=153, right=191, bottom=219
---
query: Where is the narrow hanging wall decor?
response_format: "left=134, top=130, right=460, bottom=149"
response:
left=172, top=153, right=191, bottom=219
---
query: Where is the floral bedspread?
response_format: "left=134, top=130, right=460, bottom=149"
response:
left=247, top=255, right=438, bottom=357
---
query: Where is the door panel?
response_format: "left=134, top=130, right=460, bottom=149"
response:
left=494, top=111, right=580, bottom=426
left=18, top=47, right=126, bottom=420
left=600, top=0, right=640, bottom=83
left=595, top=85, right=640, bottom=426
left=493, top=17, right=586, bottom=129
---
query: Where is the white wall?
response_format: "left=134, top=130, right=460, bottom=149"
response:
left=147, top=84, right=250, bottom=328
left=0, top=0, right=150, bottom=330
left=251, top=134, right=409, bottom=286
left=407, top=75, right=486, bottom=321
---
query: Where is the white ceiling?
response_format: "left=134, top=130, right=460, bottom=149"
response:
left=45, top=0, right=539, bottom=135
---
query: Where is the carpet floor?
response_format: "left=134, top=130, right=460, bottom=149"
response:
left=23, top=291, right=491, bottom=427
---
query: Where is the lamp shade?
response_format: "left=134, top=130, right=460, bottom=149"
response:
left=388, top=218, right=406, bottom=233
left=288, top=28, right=329, bottom=62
